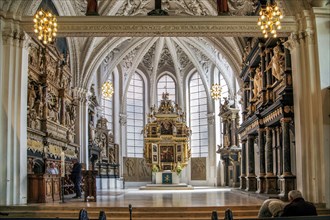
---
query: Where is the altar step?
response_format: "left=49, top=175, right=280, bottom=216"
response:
left=140, top=183, right=194, bottom=190
left=1, top=205, right=330, bottom=219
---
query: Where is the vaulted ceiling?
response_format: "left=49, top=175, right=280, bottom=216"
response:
left=0, top=0, right=319, bottom=93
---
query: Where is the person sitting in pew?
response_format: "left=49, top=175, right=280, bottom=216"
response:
left=258, top=198, right=285, bottom=218
left=269, top=200, right=286, bottom=217
left=281, top=190, right=317, bottom=217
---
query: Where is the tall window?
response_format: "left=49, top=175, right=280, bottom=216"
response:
left=157, top=74, right=176, bottom=103
left=126, top=73, right=144, bottom=158
left=101, top=73, right=113, bottom=130
left=189, top=73, right=208, bottom=157
left=219, top=73, right=229, bottom=100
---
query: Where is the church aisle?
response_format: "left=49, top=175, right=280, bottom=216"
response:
left=36, top=187, right=264, bottom=207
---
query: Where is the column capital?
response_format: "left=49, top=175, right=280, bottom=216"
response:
left=258, top=128, right=266, bottom=132
left=0, top=18, right=4, bottom=32
left=264, top=48, right=271, bottom=53
left=259, top=51, right=265, bottom=57
left=20, top=32, right=31, bottom=50
left=304, top=30, right=315, bottom=43
left=119, top=114, right=127, bottom=126
left=73, top=87, right=88, bottom=103
left=283, top=33, right=299, bottom=51
left=280, top=117, right=292, bottom=123
left=1, top=19, right=25, bottom=46
left=207, top=113, right=215, bottom=125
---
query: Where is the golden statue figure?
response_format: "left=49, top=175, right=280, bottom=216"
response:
left=253, top=67, right=263, bottom=98
left=266, top=45, right=285, bottom=81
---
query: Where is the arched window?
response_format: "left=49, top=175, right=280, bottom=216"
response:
left=157, top=74, right=176, bottom=103
left=126, top=73, right=144, bottom=158
left=189, top=73, right=208, bottom=157
left=219, top=73, right=229, bottom=100
left=101, top=73, right=113, bottom=130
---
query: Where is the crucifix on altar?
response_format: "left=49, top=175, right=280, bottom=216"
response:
left=148, top=0, right=169, bottom=16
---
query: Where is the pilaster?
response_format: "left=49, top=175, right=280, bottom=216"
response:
left=279, top=118, right=295, bottom=199
left=265, top=127, right=277, bottom=194
left=285, top=8, right=326, bottom=204
left=74, top=87, right=89, bottom=169
left=240, top=139, right=247, bottom=190
left=257, top=128, right=266, bottom=193
left=207, top=112, right=217, bottom=186
left=0, top=20, right=29, bottom=205
left=246, top=134, right=256, bottom=191
left=119, top=113, right=127, bottom=166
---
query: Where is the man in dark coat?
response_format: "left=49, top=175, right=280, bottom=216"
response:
left=71, top=158, right=82, bottom=198
left=281, top=190, right=317, bottom=217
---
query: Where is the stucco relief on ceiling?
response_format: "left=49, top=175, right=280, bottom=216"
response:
left=142, top=43, right=155, bottom=72
left=158, top=44, right=174, bottom=70
left=121, top=45, right=141, bottom=80
left=187, top=42, right=210, bottom=83
left=175, top=43, right=190, bottom=71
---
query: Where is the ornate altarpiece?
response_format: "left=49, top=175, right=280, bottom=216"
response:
left=143, top=92, right=191, bottom=173
left=238, top=37, right=295, bottom=199
left=90, top=117, right=119, bottom=177
left=217, top=99, right=241, bottom=187
left=27, top=38, right=79, bottom=201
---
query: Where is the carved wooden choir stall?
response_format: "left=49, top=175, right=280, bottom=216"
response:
left=238, top=38, right=295, bottom=199
left=143, top=92, right=191, bottom=184
left=27, top=38, right=80, bottom=202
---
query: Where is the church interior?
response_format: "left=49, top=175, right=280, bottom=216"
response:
left=0, top=0, right=329, bottom=219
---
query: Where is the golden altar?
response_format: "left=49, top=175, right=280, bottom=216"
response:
left=143, top=92, right=191, bottom=174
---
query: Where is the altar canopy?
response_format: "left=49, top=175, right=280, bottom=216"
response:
left=143, top=92, right=191, bottom=173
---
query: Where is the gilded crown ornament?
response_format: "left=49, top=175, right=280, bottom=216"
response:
left=33, top=9, right=58, bottom=44
left=257, top=0, right=283, bottom=38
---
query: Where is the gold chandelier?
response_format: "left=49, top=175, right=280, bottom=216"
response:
left=33, top=9, right=58, bottom=44
left=211, top=83, right=222, bottom=100
left=101, top=81, right=114, bottom=99
left=257, top=0, right=283, bottom=38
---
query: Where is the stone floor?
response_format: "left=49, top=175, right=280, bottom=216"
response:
left=38, top=187, right=265, bottom=208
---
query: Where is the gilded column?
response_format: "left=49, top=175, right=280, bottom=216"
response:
left=246, top=134, right=257, bottom=191
left=257, top=128, right=266, bottom=193
left=265, top=127, right=277, bottom=194
left=279, top=118, right=295, bottom=199
left=240, top=139, right=247, bottom=190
